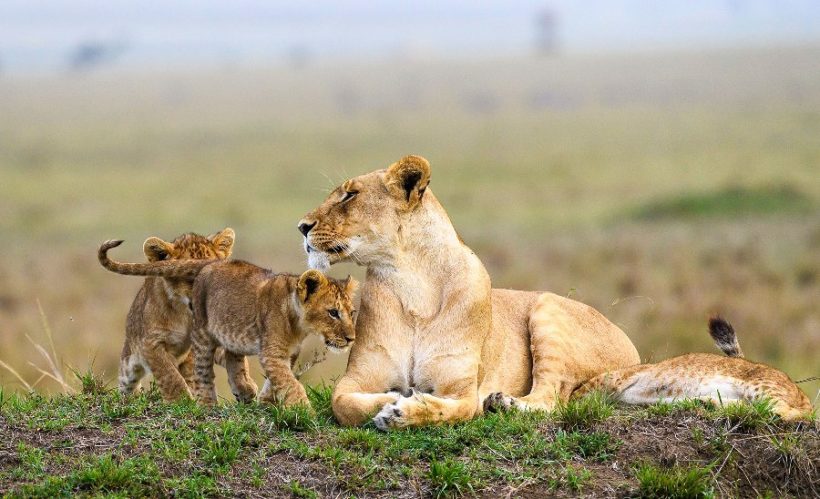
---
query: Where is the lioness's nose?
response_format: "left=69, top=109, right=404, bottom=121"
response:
left=298, top=221, right=316, bottom=237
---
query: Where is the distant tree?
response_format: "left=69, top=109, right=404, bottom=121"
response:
left=287, top=45, right=312, bottom=70
left=535, top=7, right=559, bottom=55
left=68, top=40, right=126, bottom=72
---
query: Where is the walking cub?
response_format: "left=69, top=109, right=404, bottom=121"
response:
left=191, top=262, right=357, bottom=407
left=98, top=230, right=255, bottom=401
left=573, top=316, right=813, bottom=421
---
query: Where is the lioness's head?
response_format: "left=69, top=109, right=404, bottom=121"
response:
left=297, top=155, right=431, bottom=269
left=295, top=270, right=358, bottom=352
left=143, top=228, right=235, bottom=298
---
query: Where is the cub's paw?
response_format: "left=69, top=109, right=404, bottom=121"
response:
left=483, top=392, right=520, bottom=413
left=373, top=402, right=407, bottom=431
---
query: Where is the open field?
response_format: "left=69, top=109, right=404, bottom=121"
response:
left=0, top=45, right=819, bottom=405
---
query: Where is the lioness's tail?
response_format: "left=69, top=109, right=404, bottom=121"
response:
left=708, top=315, right=744, bottom=358
left=98, top=239, right=214, bottom=278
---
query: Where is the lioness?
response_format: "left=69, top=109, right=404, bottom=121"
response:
left=573, top=316, right=814, bottom=421
left=298, top=155, right=640, bottom=429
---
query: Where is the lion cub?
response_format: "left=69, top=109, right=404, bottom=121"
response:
left=98, top=229, right=255, bottom=401
left=190, top=262, right=357, bottom=407
left=573, top=316, right=813, bottom=421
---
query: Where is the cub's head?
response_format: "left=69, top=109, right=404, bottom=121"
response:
left=143, top=228, right=235, bottom=298
left=295, top=270, right=358, bottom=352
left=143, top=227, right=235, bottom=263
left=297, top=155, right=431, bottom=269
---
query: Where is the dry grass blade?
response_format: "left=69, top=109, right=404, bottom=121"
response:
left=294, top=349, right=328, bottom=380
left=36, top=298, right=60, bottom=368
left=0, top=359, right=34, bottom=391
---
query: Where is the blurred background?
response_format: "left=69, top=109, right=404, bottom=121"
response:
left=0, top=1, right=818, bottom=401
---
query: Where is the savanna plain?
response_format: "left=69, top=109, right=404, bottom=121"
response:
left=0, top=45, right=818, bottom=496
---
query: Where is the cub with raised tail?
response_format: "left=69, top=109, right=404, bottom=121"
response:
left=98, top=229, right=254, bottom=401
left=573, top=316, right=813, bottom=421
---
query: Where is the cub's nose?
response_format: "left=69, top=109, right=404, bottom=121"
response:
left=298, top=221, right=316, bottom=237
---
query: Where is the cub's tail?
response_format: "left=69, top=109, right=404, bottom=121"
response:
left=98, top=239, right=214, bottom=279
left=708, top=315, right=744, bottom=358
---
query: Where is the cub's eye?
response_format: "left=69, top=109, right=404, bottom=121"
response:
left=328, top=309, right=340, bottom=319
left=340, top=191, right=358, bottom=203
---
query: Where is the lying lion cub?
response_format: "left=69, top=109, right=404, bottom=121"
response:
left=572, top=316, right=814, bottom=421
left=190, top=263, right=357, bottom=407
left=98, top=230, right=254, bottom=402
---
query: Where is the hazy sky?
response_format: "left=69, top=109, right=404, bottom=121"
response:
left=1, top=0, right=819, bottom=72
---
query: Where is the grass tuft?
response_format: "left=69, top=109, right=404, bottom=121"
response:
left=551, top=429, right=621, bottom=462
left=715, top=398, right=777, bottom=431
left=428, top=458, right=474, bottom=497
left=286, top=480, right=319, bottom=498
left=554, top=390, right=615, bottom=430
left=634, top=463, right=714, bottom=498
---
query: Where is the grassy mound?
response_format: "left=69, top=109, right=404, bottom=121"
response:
left=0, top=385, right=817, bottom=497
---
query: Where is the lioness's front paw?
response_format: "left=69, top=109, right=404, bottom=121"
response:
left=483, top=392, right=520, bottom=413
left=373, top=402, right=406, bottom=431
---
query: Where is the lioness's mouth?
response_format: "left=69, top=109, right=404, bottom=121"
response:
left=304, top=241, right=346, bottom=255
left=326, top=244, right=347, bottom=254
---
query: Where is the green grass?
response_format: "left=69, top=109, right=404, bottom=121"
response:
left=634, top=463, right=714, bottom=499
left=428, top=458, right=474, bottom=497
left=0, top=386, right=816, bottom=497
left=554, top=390, right=616, bottom=430
left=714, top=398, right=777, bottom=431
left=631, top=185, right=815, bottom=221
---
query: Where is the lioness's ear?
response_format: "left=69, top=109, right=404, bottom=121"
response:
left=209, top=227, right=235, bottom=258
left=344, top=275, right=359, bottom=296
left=143, top=237, right=174, bottom=262
left=385, top=155, right=431, bottom=210
left=297, top=269, right=328, bottom=302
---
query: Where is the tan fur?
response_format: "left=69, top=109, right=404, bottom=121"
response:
left=573, top=317, right=814, bottom=421
left=297, top=155, right=641, bottom=429
left=190, top=263, right=357, bottom=407
left=97, top=229, right=254, bottom=401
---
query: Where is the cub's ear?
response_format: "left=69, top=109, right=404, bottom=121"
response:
left=209, top=227, right=236, bottom=258
left=344, top=275, right=359, bottom=296
left=297, top=269, right=328, bottom=302
left=385, top=155, right=431, bottom=210
left=143, top=237, right=174, bottom=262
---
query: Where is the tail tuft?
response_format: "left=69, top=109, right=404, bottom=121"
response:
left=708, top=315, right=744, bottom=358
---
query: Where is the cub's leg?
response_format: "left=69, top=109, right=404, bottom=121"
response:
left=223, top=351, right=258, bottom=403
left=178, top=350, right=194, bottom=387
left=191, top=326, right=218, bottom=406
left=118, top=343, right=145, bottom=396
left=485, top=293, right=640, bottom=413
left=141, top=334, right=192, bottom=402
left=258, top=342, right=309, bottom=407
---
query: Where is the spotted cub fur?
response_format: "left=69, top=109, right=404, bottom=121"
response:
left=573, top=316, right=813, bottom=421
left=191, top=264, right=357, bottom=407
left=98, top=229, right=255, bottom=401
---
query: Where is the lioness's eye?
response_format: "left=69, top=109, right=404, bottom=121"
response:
left=328, top=309, right=340, bottom=319
left=340, top=191, right=358, bottom=203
